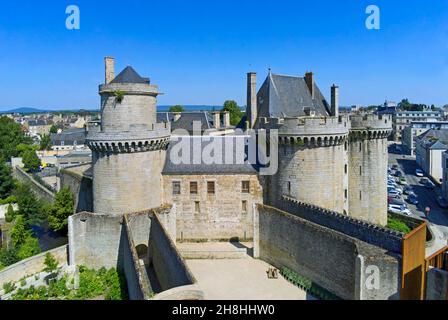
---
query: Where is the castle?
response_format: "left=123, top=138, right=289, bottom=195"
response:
left=5, top=58, right=442, bottom=301
left=87, top=58, right=392, bottom=229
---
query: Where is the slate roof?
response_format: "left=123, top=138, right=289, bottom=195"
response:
left=163, top=136, right=259, bottom=174
left=417, top=129, right=448, bottom=150
left=257, top=72, right=330, bottom=119
left=157, top=112, right=213, bottom=133
left=51, top=128, right=87, bottom=146
left=110, top=66, right=150, bottom=84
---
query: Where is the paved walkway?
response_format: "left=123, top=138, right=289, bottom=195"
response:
left=186, top=258, right=313, bottom=300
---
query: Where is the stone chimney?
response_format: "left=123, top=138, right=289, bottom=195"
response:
left=331, top=84, right=339, bottom=117
left=247, top=72, right=257, bottom=128
left=213, top=112, right=221, bottom=129
left=105, top=57, right=115, bottom=84
left=224, top=112, right=231, bottom=128
left=305, top=72, right=315, bottom=99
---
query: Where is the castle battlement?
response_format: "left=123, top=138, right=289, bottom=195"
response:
left=350, top=114, right=392, bottom=131
left=260, top=116, right=349, bottom=139
left=99, top=82, right=159, bottom=96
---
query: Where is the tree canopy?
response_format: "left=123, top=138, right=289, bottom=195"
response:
left=22, top=150, right=41, bottom=172
left=39, top=134, right=52, bottom=151
left=14, top=183, right=47, bottom=227
left=48, top=187, right=74, bottom=232
left=0, top=161, right=14, bottom=199
left=222, top=100, right=244, bottom=126
left=0, top=116, right=32, bottom=160
left=169, top=105, right=185, bottom=113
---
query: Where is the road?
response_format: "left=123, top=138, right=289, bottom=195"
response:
left=388, top=146, right=448, bottom=256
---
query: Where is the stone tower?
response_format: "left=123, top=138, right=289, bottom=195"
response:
left=348, top=114, right=392, bottom=226
left=86, top=57, right=170, bottom=215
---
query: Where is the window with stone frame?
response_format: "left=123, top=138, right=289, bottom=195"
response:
left=242, top=181, right=250, bottom=193
left=207, top=181, right=215, bottom=194
left=172, top=181, right=181, bottom=195
left=242, top=200, right=248, bottom=213
left=194, top=201, right=200, bottom=213
left=190, top=181, right=198, bottom=195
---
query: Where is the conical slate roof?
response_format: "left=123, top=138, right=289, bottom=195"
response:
left=110, top=66, right=150, bottom=84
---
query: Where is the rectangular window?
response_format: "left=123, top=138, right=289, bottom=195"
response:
left=345, top=164, right=348, bottom=174
left=207, top=181, right=215, bottom=194
left=172, top=181, right=181, bottom=195
left=359, top=143, right=362, bottom=152
left=190, top=181, right=198, bottom=195
left=242, top=181, right=250, bottom=193
left=345, top=189, right=348, bottom=200
left=242, top=200, right=248, bottom=212
left=287, top=182, right=291, bottom=195
left=359, top=166, right=362, bottom=176
left=195, top=201, right=200, bottom=213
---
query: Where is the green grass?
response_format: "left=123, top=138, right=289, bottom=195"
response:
left=387, top=217, right=412, bottom=234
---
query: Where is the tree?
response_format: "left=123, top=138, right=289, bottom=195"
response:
left=0, top=161, right=14, bottom=199
left=43, top=253, right=59, bottom=273
left=5, top=204, right=15, bottom=223
left=14, top=183, right=45, bottom=227
left=17, top=236, right=41, bottom=261
left=10, top=215, right=29, bottom=247
left=223, top=100, right=244, bottom=126
left=0, top=117, right=32, bottom=160
left=39, top=134, right=52, bottom=151
left=48, top=187, right=74, bottom=232
left=50, top=125, right=58, bottom=134
left=169, top=105, right=185, bottom=113
left=22, top=150, right=41, bottom=173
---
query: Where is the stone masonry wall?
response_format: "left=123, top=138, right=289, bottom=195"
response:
left=349, top=138, right=388, bottom=226
left=275, top=143, right=346, bottom=213
left=0, top=245, right=68, bottom=287
left=254, top=205, right=401, bottom=300
left=92, top=149, right=166, bottom=215
left=278, top=196, right=403, bottom=254
left=13, top=166, right=55, bottom=204
left=60, top=167, right=93, bottom=213
left=162, top=174, right=262, bottom=241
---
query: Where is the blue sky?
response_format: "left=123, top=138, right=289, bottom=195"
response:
left=0, top=0, right=447, bottom=111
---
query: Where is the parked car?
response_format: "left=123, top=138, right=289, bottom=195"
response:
left=399, top=177, right=408, bottom=186
left=403, top=185, right=413, bottom=195
left=392, top=164, right=399, bottom=171
left=425, top=181, right=435, bottom=190
left=395, top=171, right=403, bottom=178
left=407, top=193, right=419, bottom=205
left=388, top=204, right=412, bottom=216
left=420, top=177, right=430, bottom=185
left=388, top=190, right=401, bottom=199
left=436, top=196, right=448, bottom=209
left=389, top=197, right=406, bottom=206
left=388, top=186, right=402, bottom=195
left=415, top=169, right=424, bottom=177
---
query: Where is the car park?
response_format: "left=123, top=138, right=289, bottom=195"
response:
left=395, top=171, right=403, bottom=178
left=436, top=196, right=448, bottom=209
left=415, top=169, right=424, bottom=177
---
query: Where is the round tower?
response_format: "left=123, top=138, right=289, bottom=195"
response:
left=268, top=116, right=350, bottom=213
left=86, top=58, right=170, bottom=215
left=348, top=114, right=392, bottom=226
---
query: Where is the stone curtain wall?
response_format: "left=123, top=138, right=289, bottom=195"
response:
left=254, top=205, right=401, bottom=300
left=279, top=196, right=403, bottom=254
left=162, top=174, right=262, bottom=241
left=13, top=166, right=55, bottom=203
left=0, top=245, right=68, bottom=287
left=68, top=212, right=124, bottom=269
left=254, top=205, right=358, bottom=299
left=426, top=268, right=448, bottom=300
left=60, top=167, right=93, bottom=213
left=149, top=213, right=196, bottom=291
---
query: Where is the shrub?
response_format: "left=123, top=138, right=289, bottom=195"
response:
left=387, top=218, right=412, bottom=234
left=3, top=282, right=16, bottom=294
left=5, top=204, right=15, bottom=223
left=43, top=253, right=59, bottom=274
